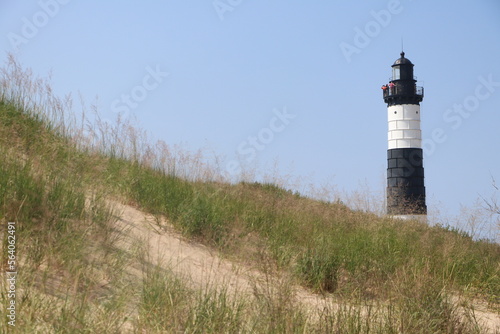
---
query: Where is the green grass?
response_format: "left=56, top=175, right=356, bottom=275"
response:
left=117, top=167, right=499, bottom=300
left=0, top=55, right=499, bottom=332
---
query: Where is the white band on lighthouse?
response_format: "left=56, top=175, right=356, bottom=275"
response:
left=387, top=104, right=421, bottom=149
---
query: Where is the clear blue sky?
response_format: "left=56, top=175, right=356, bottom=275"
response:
left=1, top=1, right=499, bottom=237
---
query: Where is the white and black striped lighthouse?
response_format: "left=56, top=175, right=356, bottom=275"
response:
left=382, top=52, right=427, bottom=220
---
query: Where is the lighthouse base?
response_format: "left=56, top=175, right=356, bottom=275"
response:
left=389, top=214, right=427, bottom=224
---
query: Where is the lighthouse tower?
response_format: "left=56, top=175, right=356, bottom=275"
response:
left=383, top=52, right=427, bottom=220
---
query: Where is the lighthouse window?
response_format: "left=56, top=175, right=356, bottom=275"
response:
left=392, top=67, right=400, bottom=80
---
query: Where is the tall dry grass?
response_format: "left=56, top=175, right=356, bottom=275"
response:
left=0, top=54, right=498, bottom=332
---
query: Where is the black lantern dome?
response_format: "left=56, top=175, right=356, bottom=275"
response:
left=393, top=51, right=412, bottom=65
left=383, top=52, right=423, bottom=106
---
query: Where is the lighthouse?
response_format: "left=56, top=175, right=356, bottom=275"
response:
left=383, top=52, right=427, bottom=220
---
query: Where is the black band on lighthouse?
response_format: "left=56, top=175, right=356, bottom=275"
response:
left=387, top=148, right=427, bottom=215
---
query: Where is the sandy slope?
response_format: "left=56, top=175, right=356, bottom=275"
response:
left=112, top=199, right=262, bottom=296
left=110, top=199, right=500, bottom=333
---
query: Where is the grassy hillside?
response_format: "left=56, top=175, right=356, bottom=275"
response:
left=0, top=57, right=499, bottom=333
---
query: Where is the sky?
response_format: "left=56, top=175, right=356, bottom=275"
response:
left=1, top=1, right=499, bottom=238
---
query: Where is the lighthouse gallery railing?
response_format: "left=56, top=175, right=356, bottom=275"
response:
left=383, top=86, right=424, bottom=98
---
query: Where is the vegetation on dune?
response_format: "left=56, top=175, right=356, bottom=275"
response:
left=0, top=55, right=499, bottom=332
